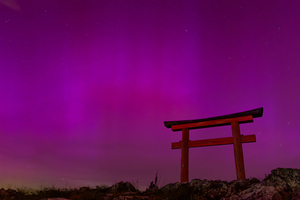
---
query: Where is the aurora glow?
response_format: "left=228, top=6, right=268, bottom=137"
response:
left=0, top=0, right=300, bottom=190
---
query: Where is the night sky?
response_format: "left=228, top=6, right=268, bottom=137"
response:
left=1, top=0, right=300, bottom=190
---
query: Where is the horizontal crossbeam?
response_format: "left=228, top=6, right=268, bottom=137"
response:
left=164, top=107, right=263, bottom=128
left=171, top=115, right=253, bottom=131
left=172, top=134, right=256, bottom=149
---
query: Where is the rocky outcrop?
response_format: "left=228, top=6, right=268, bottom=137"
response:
left=109, top=181, right=138, bottom=193
left=1, top=168, right=300, bottom=200
left=157, top=168, right=300, bottom=200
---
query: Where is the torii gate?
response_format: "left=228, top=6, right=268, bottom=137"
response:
left=164, top=107, right=263, bottom=183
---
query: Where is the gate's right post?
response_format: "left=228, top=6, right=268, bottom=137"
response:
left=231, top=121, right=246, bottom=180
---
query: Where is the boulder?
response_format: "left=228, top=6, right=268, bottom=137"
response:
left=157, top=168, right=300, bottom=199
left=109, top=181, right=138, bottom=193
left=264, top=168, right=300, bottom=192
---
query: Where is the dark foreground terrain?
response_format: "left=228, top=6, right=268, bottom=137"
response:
left=1, top=168, right=300, bottom=200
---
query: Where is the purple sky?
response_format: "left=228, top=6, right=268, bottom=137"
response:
left=0, top=0, right=300, bottom=190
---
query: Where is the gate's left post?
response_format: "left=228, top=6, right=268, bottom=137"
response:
left=181, top=128, right=189, bottom=183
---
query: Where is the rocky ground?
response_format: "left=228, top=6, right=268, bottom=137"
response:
left=1, top=168, right=300, bottom=199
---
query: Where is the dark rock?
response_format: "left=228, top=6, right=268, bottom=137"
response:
left=228, top=184, right=283, bottom=200
left=264, top=168, right=300, bottom=192
left=190, top=179, right=228, bottom=199
left=109, top=181, right=138, bottom=193
left=0, top=188, right=17, bottom=197
left=249, top=177, right=260, bottom=184
left=159, top=182, right=194, bottom=200
left=79, top=186, right=90, bottom=192
left=227, top=179, right=253, bottom=196
left=159, top=182, right=182, bottom=193
left=157, top=168, right=300, bottom=199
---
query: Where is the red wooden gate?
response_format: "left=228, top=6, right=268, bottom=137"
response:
left=164, top=107, right=263, bottom=183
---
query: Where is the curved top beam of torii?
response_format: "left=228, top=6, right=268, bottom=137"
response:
left=164, top=107, right=263, bottom=130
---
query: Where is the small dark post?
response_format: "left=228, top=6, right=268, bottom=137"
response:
left=181, top=128, right=189, bottom=183
left=231, top=121, right=246, bottom=179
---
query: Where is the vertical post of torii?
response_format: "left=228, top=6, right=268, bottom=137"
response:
left=164, top=107, right=263, bottom=183
left=231, top=121, right=246, bottom=180
left=181, top=128, right=189, bottom=182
